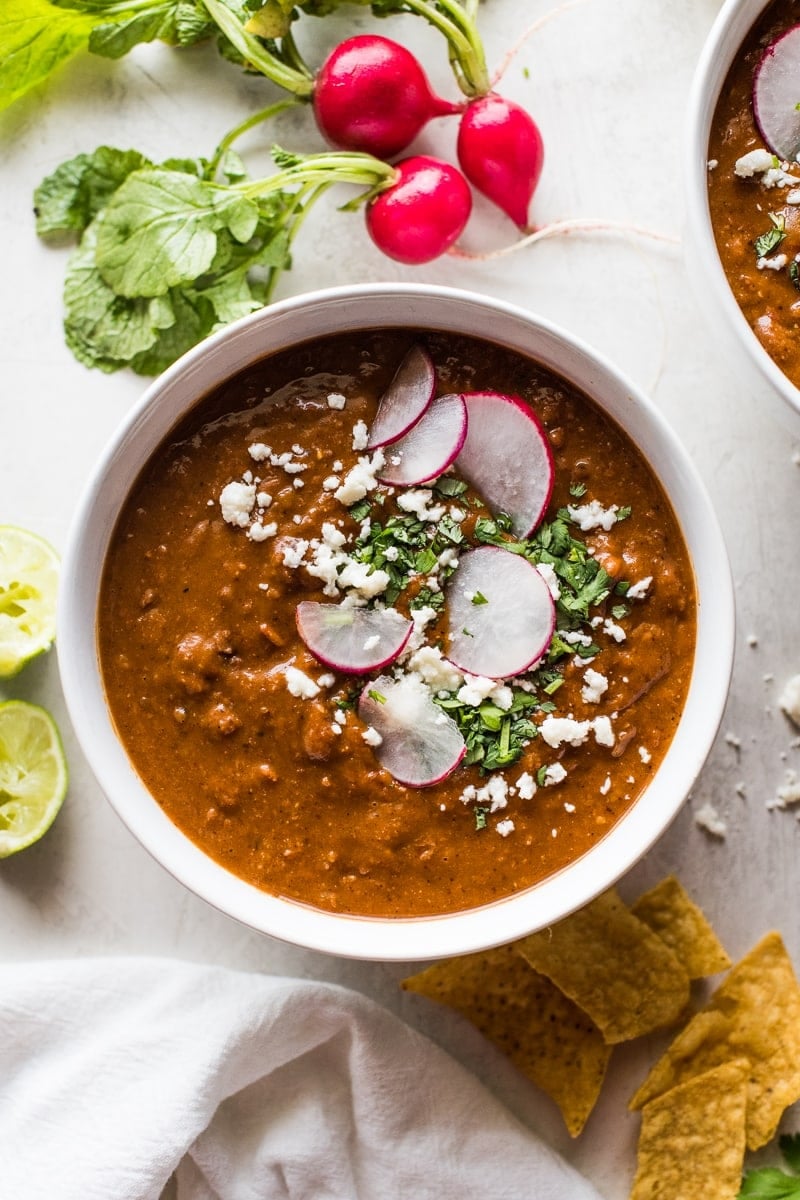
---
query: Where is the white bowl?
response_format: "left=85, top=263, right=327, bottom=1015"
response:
left=58, top=284, right=734, bottom=961
left=685, top=0, right=800, bottom=427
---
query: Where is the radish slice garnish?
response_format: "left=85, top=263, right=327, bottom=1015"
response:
left=445, top=546, right=555, bottom=679
left=358, top=673, right=466, bottom=787
left=377, top=392, right=467, bottom=486
left=454, top=392, right=554, bottom=537
left=753, top=25, right=800, bottom=160
left=296, top=603, right=412, bottom=674
left=367, top=345, right=436, bottom=449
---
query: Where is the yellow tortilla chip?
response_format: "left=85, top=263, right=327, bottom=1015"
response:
left=630, top=1059, right=748, bottom=1200
left=402, top=944, right=610, bottom=1136
left=514, top=889, right=690, bottom=1043
left=630, top=932, right=800, bottom=1150
left=631, top=875, right=731, bottom=978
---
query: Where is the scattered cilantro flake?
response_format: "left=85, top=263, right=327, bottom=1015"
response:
left=536, top=764, right=548, bottom=787
left=611, top=604, right=629, bottom=620
left=348, top=498, right=372, bottom=522
left=367, top=689, right=386, bottom=704
left=791, top=261, right=800, bottom=291
left=616, top=505, right=632, bottom=521
left=569, top=481, right=587, bottom=498
left=433, top=477, right=468, bottom=498
left=754, top=212, right=787, bottom=260
left=615, top=580, right=630, bottom=596
left=471, top=591, right=488, bottom=605
left=435, top=688, right=540, bottom=773
left=462, top=627, right=474, bottom=637
left=474, top=806, right=489, bottom=830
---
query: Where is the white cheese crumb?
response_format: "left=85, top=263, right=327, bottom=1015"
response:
left=779, top=674, right=800, bottom=727
left=293, top=478, right=305, bottom=490
left=352, top=419, right=369, bottom=451
left=540, top=715, right=591, bottom=748
left=334, top=449, right=385, bottom=506
left=450, top=507, right=466, bottom=523
left=248, top=442, right=272, bottom=462
left=734, top=148, right=776, bottom=178
left=256, top=491, right=272, bottom=509
left=593, top=716, right=615, bottom=747
left=362, top=725, right=383, bottom=747
left=603, top=618, right=626, bottom=643
left=694, top=802, right=727, bottom=838
left=457, top=675, right=500, bottom=707
left=333, top=460, right=343, bottom=472
left=337, top=560, right=390, bottom=598
left=285, top=666, right=320, bottom=699
left=768, top=768, right=800, bottom=810
left=724, top=731, right=741, bottom=750
left=707, top=159, right=718, bottom=170
left=383, top=545, right=400, bottom=562
left=747, top=633, right=758, bottom=647
left=567, top=500, right=619, bottom=531
left=280, top=538, right=309, bottom=569
left=638, top=746, right=651, bottom=764
left=327, top=392, right=347, bottom=410
left=331, top=723, right=343, bottom=736
left=496, top=819, right=515, bottom=838
left=322, top=475, right=341, bottom=491
left=562, top=630, right=592, bottom=648
left=283, top=461, right=307, bottom=475
left=516, top=771, right=536, bottom=800
left=333, top=708, right=347, bottom=726
left=247, top=520, right=277, bottom=542
left=219, top=480, right=255, bottom=528
left=407, top=646, right=463, bottom=692
left=564, top=802, right=576, bottom=813
left=757, top=253, right=788, bottom=271
left=536, top=561, right=561, bottom=601
left=396, top=489, right=445, bottom=523
left=544, top=762, right=568, bottom=786
left=317, top=674, right=336, bottom=688
left=627, top=576, right=653, bottom=600
left=599, top=774, right=611, bottom=796
left=581, top=667, right=608, bottom=704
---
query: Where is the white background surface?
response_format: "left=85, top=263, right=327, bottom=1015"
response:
left=2, top=0, right=799, bottom=1194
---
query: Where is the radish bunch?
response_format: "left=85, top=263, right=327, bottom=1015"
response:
left=313, top=32, right=544, bottom=238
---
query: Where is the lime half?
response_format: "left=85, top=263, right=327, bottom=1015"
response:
left=0, top=526, right=59, bottom=678
left=0, top=701, right=68, bottom=858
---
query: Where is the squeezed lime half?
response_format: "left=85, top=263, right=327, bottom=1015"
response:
left=0, top=700, right=68, bottom=857
left=0, top=525, right=59, bottom=678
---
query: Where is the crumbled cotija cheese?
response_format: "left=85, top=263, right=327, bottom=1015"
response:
left=779, top=674, right=800, bottom=727
left=566, top=500, right=619, bottom=531
left=536, top=561, right=561, bottom=600
left=219, top=480, right=256, bottom=527
left=334, top=450, right=385, bottom=505
left=544, top=762, right=568, bottom=786
left=516, top=771, right=536, bottom=800
left=284, top=666, right=320, bottom=699
left=362, top=726, right=383, bottom=747
left=581, top=668, right=608, bottom=704
left=352, top=420, right=369, bottom=451
left=496, top=819, right=515, bottom=837
left=626, top=576, right=652, bottom=600
left=327, top=392, right=347, bottom=409
left=694, top=802, right=727, bottom=838
left=396, top=489, right=446, bottom=523
left=734, top=148, right=776, bottom=178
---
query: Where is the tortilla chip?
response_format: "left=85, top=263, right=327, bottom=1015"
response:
left=631, top=875, right=731, bottom=978
left=514, top=889, right=690, bottom=1043
left=630, top=1059, right=748, bottom=1200
left=402, top=944, right=610, bottom=1136
left=630, top=932, right=800, bottom=1150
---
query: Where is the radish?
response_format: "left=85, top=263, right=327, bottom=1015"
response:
left=296, top=603, right=412, bottom=674
left=753, top=25, right=800, bottom=161
left=445, top=546, right=555, bottom=679
left=454, top=392, right=554, bottom=537
left=377, top=392, right=467, bottom=486
left=365, top=155, right=473, bottom=264
left=358, top=673, right=466, bottom=787
left=457, top=93, right=544, bottom=229
left=367, top=345, right=436, bottom=450
left=314, top=35, right=461, bottom=159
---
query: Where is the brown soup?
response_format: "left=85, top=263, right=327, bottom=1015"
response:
left=708, top=0, right=800, bottom=389
left=98, top=330, right=696, bottom=917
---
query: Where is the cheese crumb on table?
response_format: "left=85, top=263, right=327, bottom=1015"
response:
left=779, top=674, right=800, bottom=727
left=694, top=802, right=727, bottom=838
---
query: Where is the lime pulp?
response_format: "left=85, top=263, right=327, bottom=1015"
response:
left=0, top=525, right=59, bottom=678
left=0, top=700, right=68, bottom=857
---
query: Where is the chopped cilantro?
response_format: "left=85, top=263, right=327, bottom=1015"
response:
left=410, top=587, right=445, bottom=612
left=435, top=688, right=541, bottom=772
left=611, top=603, right=629, bottom=620
left=367, top=689, right=386, bottom=704
left=348, top=498, right=372, bottom=522
left=615, top=580, right=630, bottom=596
left=740, top=1134, right=800, bottom=1196
left=536, top=764, right=548, bottom=787
left=433, top=477, right=468, bottom=498
left=616, top=505, right=632, bottom=521
left=474, top=806, right=489, bottom=830
left=462, top=627, right=474, bottom=637
left=754, top=212, right=787, bottom=260
left=569, top=481, right=587, bottom=498
left=792, top=261, right=800, bottom=291
left=471, top=591, right=488, bottom=605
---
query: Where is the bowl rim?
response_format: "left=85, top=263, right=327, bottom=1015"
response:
left=685, top=0, right=800, bottom=424
left=58, top=282, right=735, bottom=961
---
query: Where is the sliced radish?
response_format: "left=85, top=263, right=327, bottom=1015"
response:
left=296, top=603, right=412, bottom=674
left=367, top=345, right=436, bottom=449
left=445, top=546, right=555, bottom=679
left=454, top=392, right=554, bottom=537
left=754, top=25, right=800, bottom=160
left=358, top=673, right=466, bottom=787
left=377, top=392, right=467, bottom=486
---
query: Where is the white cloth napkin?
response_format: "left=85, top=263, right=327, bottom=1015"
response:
left=0, top=958, right=602, bottom=1200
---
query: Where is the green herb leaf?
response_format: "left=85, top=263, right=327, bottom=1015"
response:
left=433, top=477, right=468, bottom=498
left=434, top=688, right=540, bottom=773
left=471, top=591, right=488, bottom=605
left=569, top=481, right=587, bottom=498
left=34, top=146, right=153, bottom=238
left=781, top=1136, right=800, bottom=1175
left=739, top=1167, right=800, bottom=1197
left=754, top=212, right=787, bottom=260
left=791, top=261, right=800, bottom=292
left=367, top=689, right=386, bottom=704
left=474, top=806, right=488, bottom=830
left=0, top=0, right=103, bottom=114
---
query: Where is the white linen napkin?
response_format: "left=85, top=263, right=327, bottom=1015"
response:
left=0, top=958, right=602, bottom=1200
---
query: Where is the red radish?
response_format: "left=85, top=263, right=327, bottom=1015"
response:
left=366, top=155, right=472, bottom=264
left=753, top=25, right=800, bottom=160
left=445, top=547, right=555, bottom=679
left=454, top=391, right=554, bottom=537
left=296, top=603, right=412, bottom=674
left=358, top=673, right=466, bottom=787
left=377, top=392, right=467, bottom=486
left=457, top=93, right=544, bottom=229
left=314, top=35, right=460, bottom=159
left=367, top=345, right=436, bottom=450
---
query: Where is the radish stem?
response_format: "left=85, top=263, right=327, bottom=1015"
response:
left=209, top=99, right=300, bottom=179
left=449, top=218, right=681, bottom=261
left=200, top=0, right=314, bottom=95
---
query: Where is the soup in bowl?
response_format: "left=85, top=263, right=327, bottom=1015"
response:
left=686, top=0, right=800, bottom=424
left=58, top=284, right=733, bottom=960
